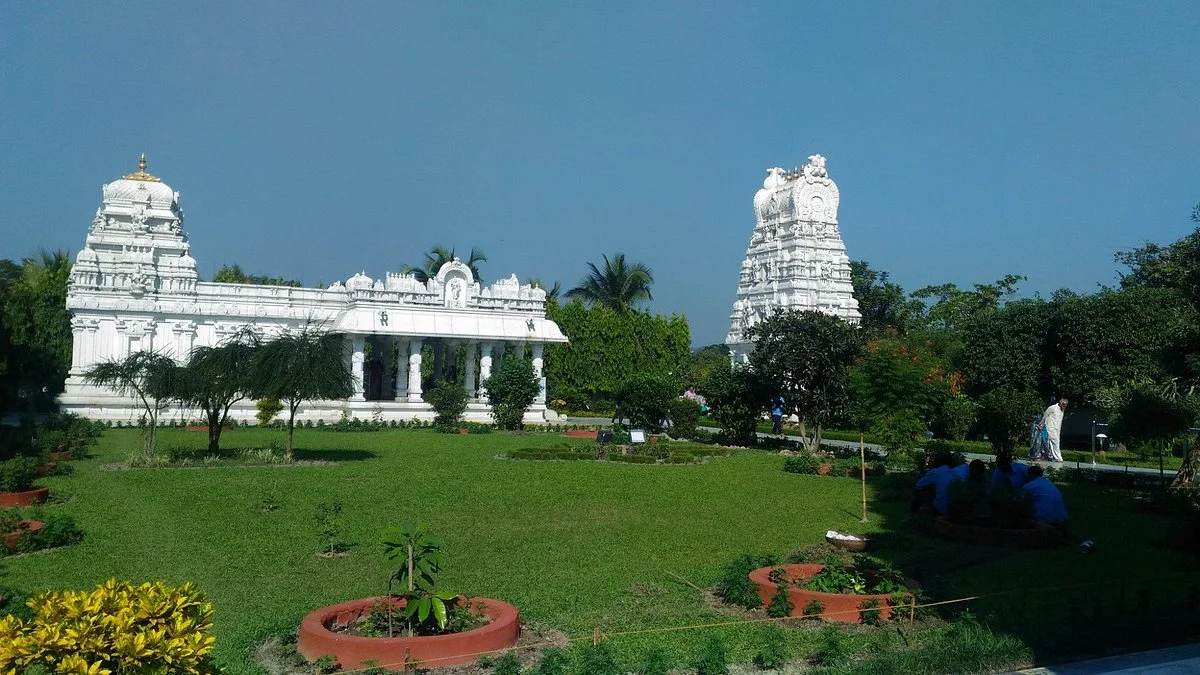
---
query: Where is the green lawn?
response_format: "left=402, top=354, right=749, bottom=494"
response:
left=3, top=428, right=1197, bottom=673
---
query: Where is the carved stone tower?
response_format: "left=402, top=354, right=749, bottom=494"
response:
left=725, top=154, right=860, bottom=364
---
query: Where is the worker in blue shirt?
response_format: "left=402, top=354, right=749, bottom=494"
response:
left=992, top=453, right=1029, bottom=490
left=771, top=397, right=784, bottom=434
left=912, top=452, right=956, bottom=515
left=1023, top=465, right=1069, bottom=526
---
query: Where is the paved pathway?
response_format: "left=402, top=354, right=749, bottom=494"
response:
left=1010, top=643, right=1200, bottom=674
left=561, top=418, right=1168, bottom=478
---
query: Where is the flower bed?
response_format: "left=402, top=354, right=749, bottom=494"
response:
left=783, top=454, right=886, bottom=478
left=0, top=486, right=49, bottom=508
left=563, top=429, right=598, bottom=440
left=749, top=563, right=911, bottom=624
left=505, top=443, right=727, bottom=465
left=297, top=596, right=519, bottom=669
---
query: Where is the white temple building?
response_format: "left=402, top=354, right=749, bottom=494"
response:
left=59, top=156, right=568, bottom=423
left=725, top=154, right=860, bottom=363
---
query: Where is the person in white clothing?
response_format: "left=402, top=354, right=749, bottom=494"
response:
left=1041, top=398, right=1068, bottom=462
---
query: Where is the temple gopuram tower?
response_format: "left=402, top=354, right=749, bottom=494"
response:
left=725, top=154, right=860, bottom=364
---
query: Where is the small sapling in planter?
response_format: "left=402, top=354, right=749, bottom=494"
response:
left=315, top=501, right=348, bottom=557
left=381, top=523, right=465, bottom=637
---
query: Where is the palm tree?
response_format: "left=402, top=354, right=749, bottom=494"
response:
left=179, top=328, right=260, bottom=453
left=565, top=253, right=654, bottom=313
left=402, top=246, right=488, bottom=284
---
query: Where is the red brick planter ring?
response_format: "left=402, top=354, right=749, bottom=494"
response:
left=298, top=596, right=520, bottom=670
left=4, top=519, right=43, bottom=552
left=0, top=486, right=49, bottom=507
left=749, top=564, right=904, bottom=624
left=564, top=430, right=598, bottom=440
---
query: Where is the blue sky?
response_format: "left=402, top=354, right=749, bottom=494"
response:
left=1, top=2, right=1197, bottom=346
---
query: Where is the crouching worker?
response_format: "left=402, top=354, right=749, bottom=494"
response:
left=992, top=453, right=1029, bottom=490
left=1022, top=465, right=1069, bottom=530
left=912, top=452, right=956, bottom=515
left=952, top=458, right=987, bottom=483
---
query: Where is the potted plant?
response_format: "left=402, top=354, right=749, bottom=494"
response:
left=0, top=457, right=49, bottom=507
left=1, top=508, right=43, bottom=552
left=748, top=555, right=914, bottom=624
left=297, top=523, right=520, bottom=669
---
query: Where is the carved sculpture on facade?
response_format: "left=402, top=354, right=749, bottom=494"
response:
left=725, top=154, right=860, bottom=364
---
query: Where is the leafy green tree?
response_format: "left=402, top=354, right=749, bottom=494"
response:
left=1115, top=204, right=1200, bottom=306
left=666, top=397, right=701, bottom=439
left=1046, top=287, right=1193, bottom=402
left=0, top=251, right=73, bottom=411
left=850, top=331, right=954, bottom=430
left=84, top=350, right=182, bottom=461
left=1111, top=386, right=1195, bottom=476
left=616, top=373, right=677, bottom=432
left=912, top=274, right=1024, bottom=365
left=700, top=366, right=767, bottom=446
left=177, top=328, right=260, bottom=453
left=210, top=263, right=302, bottom=287
left=252, top=327, right=354, bottom=453
left=685, top=344, right=731, bottom=391
left=402, top=245, right=488, bottom=283
left=960, top=298, right=1051, bottom=397
left=976, top=388, right=1041, bottom=455
left=850, top=260, right=923, bottom=334
left=482, top=357, right=540, bottom=430
left=564, top=253, right=654, bottom=313
left=543, top=299, right=690, bottom=406
left=748, top=310, right=862, bottom=452
left=938, top=394, right=979, bottom=442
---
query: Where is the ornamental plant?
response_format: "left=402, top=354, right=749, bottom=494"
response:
left=427, top=381, right=469, bottom=431
left=616, top=373, right=676, bottom=432
left=382, top=523, right=455, bottom=635
left=0, top=579, right=216, bottom=674
left=0, top=457, right=38, bottom=493
left=482, top=357, right=540, bottom=430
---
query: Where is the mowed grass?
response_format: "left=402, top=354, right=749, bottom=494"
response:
left=4, top=427, right=1195, bottom=673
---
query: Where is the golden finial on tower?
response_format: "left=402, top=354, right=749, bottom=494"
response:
left=123, top=153, right=162, bottom=182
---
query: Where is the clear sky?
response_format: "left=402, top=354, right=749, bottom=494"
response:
left=2, top=2, right=1197, bottom=346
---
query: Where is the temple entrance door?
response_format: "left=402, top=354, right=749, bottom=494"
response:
left=366, top=359, right=383, bottom=401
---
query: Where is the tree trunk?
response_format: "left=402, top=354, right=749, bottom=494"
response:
left=208, top=409, right=222, bottom=454
left=287, top=401, right=299, bottom=454
left=1172, top=436, right=1200, bottom=489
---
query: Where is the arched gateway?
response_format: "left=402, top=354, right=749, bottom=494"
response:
left=59, top=156, right=568, bottom=423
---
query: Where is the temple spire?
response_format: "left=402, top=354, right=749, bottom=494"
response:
left=123, top=153, right=162, bottom=182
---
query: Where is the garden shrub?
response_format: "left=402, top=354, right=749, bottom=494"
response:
left=693, top=633, right=730, bottom=675
left=666, top=397, right=700, bottom=438
left=255, top=398, right=283, bottom=427
left=715, top=553, right=780, bottom=608
left=616, top=373, right=677, bottom=433
left=483, top=357, right=540, bottom=430
left=11, top=514, right=83, bottom=554
left=0, top=579, right=216, bottom=673
left=0, top=457, right=39, bottom=493
left=530, top=648, right=570, bottom=675
left=637, top=646, right=670, bottom=675
left=767, top=582, right=794, bottom=617
left=701, top=366, right=767, bottom=447
left=783, top=454, right=820, bottom=475
left=755, top=625, right=788, bottom=669
left=977, top=388, right=1041, bottom=455
left=858, top=597, right=884, bottom=626
left=802, top=598, right=825, bottom=619
left=428, top=381, right=469, bottom=431
left=574, top=640, right=621, bottom=675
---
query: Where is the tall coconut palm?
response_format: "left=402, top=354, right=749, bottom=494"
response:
left=402, top=246, right=488, bottom=284
left=565, top=253, right=654, bottom=313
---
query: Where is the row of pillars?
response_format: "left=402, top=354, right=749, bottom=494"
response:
left=346, top=336, right=544, bottom=404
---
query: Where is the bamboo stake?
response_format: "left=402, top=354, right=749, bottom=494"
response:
left=860, top=433, right=868, bottom=523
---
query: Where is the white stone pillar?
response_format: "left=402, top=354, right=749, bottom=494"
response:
left=350, top=336, right=366, bottom=401
left=494, top=342, right=505, bottom=374
left=478, top=342, right=494, bottom=403
left=531, top=343, right=545, bottom=404
left=464, top=342, right=478, bottom=397
left=396, top=340, right=409, bottom=399
left=407, top=339, right=424, bottom=403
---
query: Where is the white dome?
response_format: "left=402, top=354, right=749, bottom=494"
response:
left=75, top=248, right=99, bottom=265
left=101, top=155, right=177, bottom=207
left=345, top=271, right=373, bottom=291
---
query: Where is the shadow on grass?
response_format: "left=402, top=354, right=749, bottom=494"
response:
left=292, top=448, right=376, bottom=462
left=859, top=467, right=1200, bottom=669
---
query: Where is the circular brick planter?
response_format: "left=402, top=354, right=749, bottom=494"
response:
left=3, top=519, right=43, bottom=552
left=932, top=516, right=1066, bottom=548
left=298, top=596, right=520, bottom=670
left=0, top=486, right=49, bottom=507
left=749, top=564, right=906, bottom=624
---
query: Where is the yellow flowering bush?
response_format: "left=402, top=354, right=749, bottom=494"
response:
left=0, top=579, right=217, bottom=675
